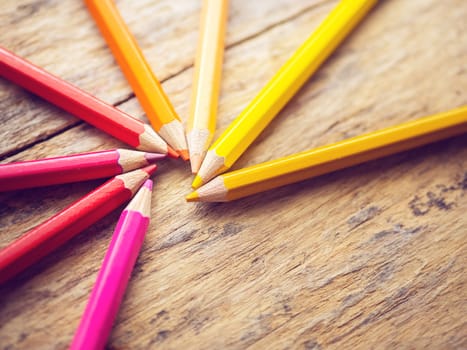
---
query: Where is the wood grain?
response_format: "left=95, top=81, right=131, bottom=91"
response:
left=0, top=0, right=466, bottom=349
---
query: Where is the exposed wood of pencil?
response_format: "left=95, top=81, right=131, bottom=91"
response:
left=0, top=165, right=156, bottom=284
left=0, top=149, right=164, bottom=191
left=187, top=0, right=228, bottom=173
left=70, top=179, right=153, bottom=350
left=84, top=0, right=188, bottom=159
left=187, top=106, right=467, bottom=202
left=193, top=0, right=378, bottom=188
left=0, top=46, right=175, bottom=156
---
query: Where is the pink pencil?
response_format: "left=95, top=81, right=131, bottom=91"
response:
left=69, top=179, right=153, bottom=350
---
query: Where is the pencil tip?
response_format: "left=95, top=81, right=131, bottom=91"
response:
left=145, top=152, right=166, bottom=163
left=143, top=179, right=153, bottom=191
left=191, top=175, right=204, bottom=189
left=125, top=179, right=153, bottom=213
left=139, top=124, right=171, bottom=154
left=178, top=149, right=190, bottom=161
left=190, top=153, right=203, bottom=174
left=186, top=191, right=199, bottom=202
left=141, top=164, right=158, bottom=176
left=167, top=146, right=180, bottom=159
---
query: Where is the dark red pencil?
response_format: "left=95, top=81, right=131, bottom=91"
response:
left=0, top=148, right=164, bottom=191
left=0, top=165, right=156, bottom=284
left=0, top=46, right=178, bottom=157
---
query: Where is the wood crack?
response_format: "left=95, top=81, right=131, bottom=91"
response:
left=0, top=120, right=82, bottom=161
left=228, top=0, right=333, bottom=51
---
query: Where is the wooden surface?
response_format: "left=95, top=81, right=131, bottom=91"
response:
left=0, top=0, right=466, bottom=349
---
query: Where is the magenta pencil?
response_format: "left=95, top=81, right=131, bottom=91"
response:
left=0, top=149, right=164, bottom=191
left=69, top=179, right=153, bottom=350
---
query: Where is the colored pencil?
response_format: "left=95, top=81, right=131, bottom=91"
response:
left=84, top=0, right=189, bottom=160
left=0, top=46, right=177, bottom=157
left=70, top=179, right=153, bottom=350
left=192, top=0, right=377, bottom=188
left=187, top=0, right=229, bottom=173
left=0, top=149, right=163, bottom=192
left=187, top=106, right=467, bottom=202
left=0, top=165, right=156, bottom=284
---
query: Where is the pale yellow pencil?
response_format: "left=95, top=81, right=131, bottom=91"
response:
left=187, top=0, right=229, bottom=173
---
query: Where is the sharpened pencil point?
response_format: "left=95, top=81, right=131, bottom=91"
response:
left=144, top=152, right=166, bottom=163
left=190, top=153, right=203, bottom=174
left=178, top=149, right=190, bottom=161
left=141, top=164, right=157, bottom=176
left=191, top=174, right=204, bottom=189
left=186, top=191, right=199, bottom=202
left=143, top=179, right=153, bottom=191
left=167, top=146, right=180, bottom=159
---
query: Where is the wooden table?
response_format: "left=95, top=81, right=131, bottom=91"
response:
left=1, top=0, right=466, bottom=349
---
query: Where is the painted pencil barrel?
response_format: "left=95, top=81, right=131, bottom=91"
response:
left=0, top=149, right=163, bottom=191
left=84, top=0, right=188, bottom=158
left=189, top=106, right=467, bottom=202
left=0, top=166, right=155, bottom=284
left=84, top=0, right=178, bottom=129
left=0, top=153, right=118, bottom=191
left=194, top=0, right=377, bottom=187
left=70, top=180, right=152, bottom=350
left=187, top=0, right=228, bottom=172
left=0, top=46, right=168, bottom=153
left=219, top=0, right=378, bottom=163
left=69, top=212, right=149, bottom=350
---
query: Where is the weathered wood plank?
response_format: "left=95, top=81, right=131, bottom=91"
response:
left=0, top=0, right=466, bottom=349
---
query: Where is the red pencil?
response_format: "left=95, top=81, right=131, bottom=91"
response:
left=0, top=148, right=164, bottom=191
left=0, top=165, right=156, bottom=284
left=0, top=46, right=178, bottom=157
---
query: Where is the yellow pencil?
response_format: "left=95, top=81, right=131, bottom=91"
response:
left=192, top=0, right=377, bottom=188
left=187, top=106, right=467, bottom=202
left=187, top=0, right=228, bottom=173
left=85, top=0, right=189, bottom=160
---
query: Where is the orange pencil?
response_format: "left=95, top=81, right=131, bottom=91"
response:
left=84, top=0, right=189, bottom=160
